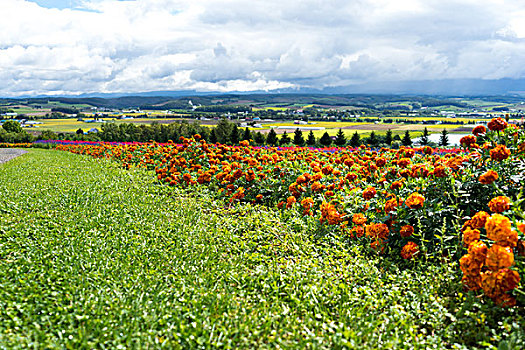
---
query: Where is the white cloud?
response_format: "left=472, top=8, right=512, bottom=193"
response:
left=0, top=0, right=525, bottom=96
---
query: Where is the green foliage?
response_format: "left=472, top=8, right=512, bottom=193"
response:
left=242, top=127, right=251, bottom=141
left=349, top=131, right=361, bottom=147
left=229, top=124, right=240, bottom=145
left=279, top=131, right=291, bottom=145
left=367, top=131, right=379, bottom=146
left=385, top=129, right=393, bottom=145
left=306, top=130, right=316, bottom=146
left=440, top=128, right=449, bottom=147
left=293, top=128, right=305, bottom=146
left=402, top=130, right=412, bottom=146
left=319, top=131, right=332, bottom=147
left=420, top=127, right=430, bottom=145
left=334, top=128, right=346, bottom=146
left=2, top=120, right=23, bottom=133
left=253, top=131, right=265, bottom=145
left=266, top=128, right=278, bottom=146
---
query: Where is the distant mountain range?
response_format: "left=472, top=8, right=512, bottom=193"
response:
left=2, top=78, right=525, bottom=110
left=5, top=78, right=525, bottom=99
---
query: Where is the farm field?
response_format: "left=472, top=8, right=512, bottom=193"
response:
left=1, top=148, right=524, bottom=349
left=30, top=117, right=187, bottom=133
left=23, top=117, right=473, bottom=139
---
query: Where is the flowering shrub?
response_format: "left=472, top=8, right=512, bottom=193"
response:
left=52, top=118, right=525, bottom=307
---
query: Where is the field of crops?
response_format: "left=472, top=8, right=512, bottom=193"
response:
left=1, top=118, right=524, bottom=348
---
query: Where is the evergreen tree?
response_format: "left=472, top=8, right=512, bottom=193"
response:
left=229, top=124, right=240, bottom=145
left=253, top=131, right=265, bottom=145
left=334, top=128, right=347, bottom=146
left=306, top=131, right=316, bottom=146
left=420, top=127, right=430, bottom=145
left=385, top=129, right=393, bottom=145
left=402, top=130, right=412, bottom=146
left=209, top=128, right=217, bottom=143
left=319, top=132, right=332, bottom=147
left=349, top=132, right=361, bottom=147
left=439, top=128, right=449, bottom=147
left=280, top=131, right=291, bottom=145
left=76, top=128, right=84, bottom=135
left=368, top=131, right=378, bottom=146
left=242, top=127, right=251, bottom=141
left=293, top=128, right=305, bottom=146
left=266, top=128, right=278, bottom=146
left=214, top=118, right=233, bottom=144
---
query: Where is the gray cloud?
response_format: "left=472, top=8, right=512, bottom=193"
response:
left=0, top=0, right=525, bottom=96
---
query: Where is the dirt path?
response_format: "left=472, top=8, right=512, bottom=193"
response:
left=0, top=149, right=28, bottom=164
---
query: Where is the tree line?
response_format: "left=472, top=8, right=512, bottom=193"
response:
left=1, top=118, right=454, bottom=147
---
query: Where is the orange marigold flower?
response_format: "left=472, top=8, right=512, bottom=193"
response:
left=320, top=202, right=342, bottom=225
left=481, top=268, right=520, bottom=302
left=277, top=201, right=285, bottom=209
left=363, top=186, right=377, bottom=200
left=400, top=225, right=414, bottom=238
left=485, top=215, right=518, bottom=248
left=472, top=125, right=487, bottom=136
left=470, top=211, right=490, bottom=229
left=485, top=214, right=513, bottom=244
left=468, top=240, right=488, bottom=264
left=390, top=180, right=403, bottom=190
left=405, top=192, right=425, bottom=209
left=518, top=222, right=525, bottom=234
left=485, top=244, right=514, bottom=271
left=384, top=198, right=399, bottom=214
left=432, top=165, right=447, bottom=178
left=488, top=196, right=511, bottom=213
left=352, top=213, right=367, bottom=226
left=375, top=158, right=387, bottom=167
left=350, top=225, right=365, bottom=239
left=487, top=117, right=508, bottom=131
left=460, top=254, right=482, bottom=278
left=325, top=190, right=335, bottom=197
left=366, top=223, right=389, bottom=240
left=311, top=181, right=324, bottom=192
left=301, top=197, right=314, bottom=210
left=398, top=158, right=411, bottom=168
left=479, top=170, right=498, bottom=185
left=401, top=242, right=419, bottom=259
left=499, top=268, right=521, bottom=292
left=463, top=227, right=480, bottom=246
left=286, top=196, right=297, bottom=209
left=462, top=275, right=482, bottom=291
left=490, top=144, right=511, bottom=161
left=460, top=135, right=477, bottom=148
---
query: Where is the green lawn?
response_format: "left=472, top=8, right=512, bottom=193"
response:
left=0, top=150, right=523, bottom=348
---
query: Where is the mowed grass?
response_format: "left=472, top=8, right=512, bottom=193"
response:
left=1, top=150, right=524, bottom=349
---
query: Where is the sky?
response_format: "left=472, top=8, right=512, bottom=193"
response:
left=1, top=0, right=525, bottom=97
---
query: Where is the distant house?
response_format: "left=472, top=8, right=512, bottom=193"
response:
left=88, top=128, right=99, bottom=134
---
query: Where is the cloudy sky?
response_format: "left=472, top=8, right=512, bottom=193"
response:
left=1, top=0, right=525, bottom=96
